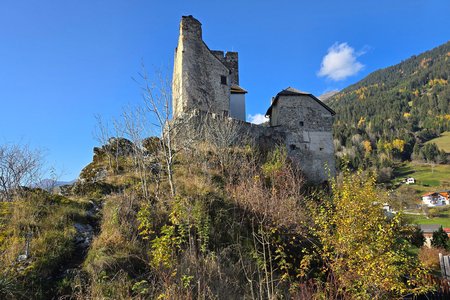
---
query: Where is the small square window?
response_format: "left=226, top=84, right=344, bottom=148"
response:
left=320, top=147, right=324, bottom=151
left=299, top=121, right=304, bottom=126
left=221, top=75, right=227, bottom=85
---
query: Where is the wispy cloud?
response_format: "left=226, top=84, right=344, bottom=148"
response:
left=318, top=42, right=365, bottom=81
left=248, top=113, right=268, bottom=124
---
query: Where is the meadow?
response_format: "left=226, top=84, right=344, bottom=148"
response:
left=394, top=161, right=450, bottom=192
left=426, top=131, right=450, bottom=153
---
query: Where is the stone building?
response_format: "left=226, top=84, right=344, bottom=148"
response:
left=171, top=15, right=335, bottom=183
left=172, top=15, right=246, bottom=121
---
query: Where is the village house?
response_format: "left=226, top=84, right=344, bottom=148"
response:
left=422, top=191, right=450, bottom=207
left=419, top=224, right=450, bottom=247
left=420, top=225, right=450, bottom=247
left=405, top=177, right=415, bottom=184
left=421, top=224, right=441, bottom=247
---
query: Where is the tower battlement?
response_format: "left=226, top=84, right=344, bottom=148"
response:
left=211, top=51, right=239, bottom=85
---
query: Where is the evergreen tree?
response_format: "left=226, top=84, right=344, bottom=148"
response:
left=431, top=226, right=449, bottom=249
left=410, top=226, right=426, bottom=248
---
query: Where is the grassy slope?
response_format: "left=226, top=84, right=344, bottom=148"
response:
left=0, top=192, right=94, bottom=299
left=394, top=161, right=450, bottom=191
left=426, top=131, right=450, bottom=153
left=393, top=161, right=450, bottom=227
left=0, top=202, right=12, bottom=249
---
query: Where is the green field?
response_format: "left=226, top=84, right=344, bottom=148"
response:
left=405, top=214, right=450, bottom=228
left=394, top=162, right=450, bottom=192
left=404, top=204, right=450, bottom=228
left=426, top=131, right=450, bottom=153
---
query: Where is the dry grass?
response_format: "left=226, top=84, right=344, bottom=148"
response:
left=418, top=246, right=450, bottom=271
left=82, top=191, right=147, bottom=299
left=0, top=190, right=87, bottom=298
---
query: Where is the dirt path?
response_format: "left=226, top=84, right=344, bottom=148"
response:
left=49, top=199, right=102, bottom=299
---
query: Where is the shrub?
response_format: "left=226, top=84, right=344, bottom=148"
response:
left=418, top=246, right=449, bottom=270
left=310, top=170, right=431, bottom=298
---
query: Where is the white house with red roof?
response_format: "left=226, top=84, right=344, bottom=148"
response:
left=422, top=191, right=450, bottom=207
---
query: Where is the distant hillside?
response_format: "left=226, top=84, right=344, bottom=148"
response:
left=318, top=90, right=339, bottom=102
left=33, top=179, right=76, bottom=190
left=328, top=41, right=450, bottom=171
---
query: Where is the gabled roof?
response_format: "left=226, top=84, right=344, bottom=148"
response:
left=439, top=192, right=449, bottom=198
left=419, top=224, right=441, bottom=233
left=265, top=87, right=336, bottom=117
left=422, top=192, right=439, bottom=197
left=231, top=84, right=247, bottom=94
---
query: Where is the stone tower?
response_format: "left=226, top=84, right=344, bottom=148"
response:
left=170, top=16, right=336, bottom=184
left=172, top=15, right=241, bottom=119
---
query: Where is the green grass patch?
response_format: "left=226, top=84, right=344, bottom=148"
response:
left=394, top=161, right=450, bottom=190
left=409, top=216, right=450, bottom=228
left=404, top=206, right=450, bottom=227
left=426, top=131, right=450, bottom=153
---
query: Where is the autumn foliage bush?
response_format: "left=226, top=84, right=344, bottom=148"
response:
left=418, top=246, right=449, bottom=271
left=309, top=169, right=432, bottom=299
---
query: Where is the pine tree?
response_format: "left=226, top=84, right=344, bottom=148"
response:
left=431, top=226, right=449, bottom=249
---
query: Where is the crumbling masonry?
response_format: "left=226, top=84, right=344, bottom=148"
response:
left=171, top=15, right=335, bottom=183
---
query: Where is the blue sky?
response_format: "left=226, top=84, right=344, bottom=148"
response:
left=1, top=0, right=449, bottom=180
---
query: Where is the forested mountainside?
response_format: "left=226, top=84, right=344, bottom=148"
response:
left=329, top=41, right=450, bottom=174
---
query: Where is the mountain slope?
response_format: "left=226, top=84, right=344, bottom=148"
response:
left=328, top=41, right=450, bottom=170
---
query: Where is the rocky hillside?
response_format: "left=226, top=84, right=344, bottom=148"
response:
left=0, top=137, right=433, bottom=299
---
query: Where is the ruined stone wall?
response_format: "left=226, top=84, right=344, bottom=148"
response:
left=170, top=105, right=333, bottom=183
left=211, top=51, right=239, bottom=85
left=170, top=110, right=285, bottom=155
left=172, top=16, right=231, bottom=119
left=271, top=95, right=335, bottom=183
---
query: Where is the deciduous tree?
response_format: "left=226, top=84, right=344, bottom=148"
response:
left=0, top=144, right=43, bottom=201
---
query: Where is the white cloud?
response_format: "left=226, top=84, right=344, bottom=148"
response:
left=248, top=113, right=268, bottom=124
left=318, top=42, right=365, bottom=81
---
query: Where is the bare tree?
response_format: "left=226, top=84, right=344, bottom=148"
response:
left=112, top=118, right=125, bottom=174
left=122, top=105, right=152, bottom=199
left=203, top=113, right=250, bottom=175
left=93, top=114, right=113, bottom=170
left=229, top=150, right=306, bottom=299
left=139, top=68, right=176, bottom=197
left=0, top=144, right=43, bottom=201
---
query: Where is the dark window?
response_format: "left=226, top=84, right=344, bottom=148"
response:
left=320, top=147, right=324, bottom=151
left=299, top=121, right=304, bottom=126
left=290, top=144, right=297, bottom=150
left=221, top=75, right=227, bottom=85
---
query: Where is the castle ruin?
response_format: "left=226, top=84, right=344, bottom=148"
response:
left=171, top=15, right=335, bottom=183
